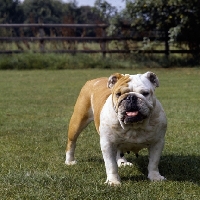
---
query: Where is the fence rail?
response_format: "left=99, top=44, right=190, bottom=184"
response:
left=0, top=23, right=199, bottom=56
left=0, top=36, right=164, bottom=41
left=0, top=24, right=108, bottom=28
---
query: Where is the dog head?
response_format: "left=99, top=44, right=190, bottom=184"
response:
left=107, top=72, right=159, bottom=128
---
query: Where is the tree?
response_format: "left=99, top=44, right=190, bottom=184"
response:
left=94, top=0, right=117, bottom=23
left=124, top=0, right=180, bottom=56
left=169, top=0, right=200, bottom=54
left=124, top=0, right=200, bottom=57
left=0, top=0, right=24, bottom=37
left=0, top=0, right=23, bottom=23
left=22, top=0, right=64, bottom=23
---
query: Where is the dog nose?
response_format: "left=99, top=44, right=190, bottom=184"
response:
left=126, top=94, right=137, bottom=103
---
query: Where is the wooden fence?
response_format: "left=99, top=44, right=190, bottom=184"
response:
left=0, top=24, right=198, bottom=57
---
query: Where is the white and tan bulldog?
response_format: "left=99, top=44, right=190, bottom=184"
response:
left=65, top=72, right=167, bottom=186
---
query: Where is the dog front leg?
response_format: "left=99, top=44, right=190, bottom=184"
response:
left=147, top=139, right=166, bottom=181
left=100, top=138, right=121, bottom=186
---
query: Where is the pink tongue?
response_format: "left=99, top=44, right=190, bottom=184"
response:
left=126, top=111, right=138, bottom=116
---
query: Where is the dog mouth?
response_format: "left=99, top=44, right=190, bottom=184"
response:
left=123, top=110, right=147, bottom=124
left=126, top=111, right=138, bottom=117
left=118, top=99, right=149, bottom=124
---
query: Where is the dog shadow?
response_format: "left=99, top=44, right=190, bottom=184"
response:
left=86, top=154, right=200, bottom=185
left=124, top=154, right=200, bottom=185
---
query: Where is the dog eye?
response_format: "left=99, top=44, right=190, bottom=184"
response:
left=142, top=92, right=149, bottom=96
left=116, top=92, right=121, bottom=98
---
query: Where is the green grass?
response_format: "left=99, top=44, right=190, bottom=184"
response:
left=0, top=69, right=200, bottom=199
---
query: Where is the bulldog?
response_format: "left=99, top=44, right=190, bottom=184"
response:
left=65, top=71, right=167, bottom=186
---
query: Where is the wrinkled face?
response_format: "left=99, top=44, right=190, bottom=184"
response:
left=108, top=72, right=159, bottom=126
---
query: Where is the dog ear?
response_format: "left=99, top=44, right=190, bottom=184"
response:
left=146, top=72, right=159, bottom=88
left=107, top=73, right=124, bottom=88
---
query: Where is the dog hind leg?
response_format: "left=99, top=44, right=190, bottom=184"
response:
left=65, top=109, right=93, bottom=165
left=116, top=150, right=133, bottom=167
left=65, top=89, right=93, bottom=165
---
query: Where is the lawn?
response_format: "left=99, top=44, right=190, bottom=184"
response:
left=0, top=68, right=200, bottom=199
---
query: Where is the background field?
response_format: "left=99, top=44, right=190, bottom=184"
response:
left=0, top=68, right=200, bottom=199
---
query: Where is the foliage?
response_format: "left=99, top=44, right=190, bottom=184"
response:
left=0, top=51, right=200, bottom=70
left=0, top=0, right=110, bottom=26
left=93, top=0, right=117, bottom=22
left=0, top=0, right=118, bottom=37
left=0, top=69, right=200, bottom=199
left=0, top=53, right=131, bottom=70
left=124, top=0, right=200, bottom=56
left=170, top=0, right=200, bottom=53
left=23, top=0, right=64, bottom=23
left=0, top=0, right=23, bottom=23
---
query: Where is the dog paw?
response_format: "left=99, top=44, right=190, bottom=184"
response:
left=65, top=160, right=77, bottom=165
left=117, top=158, right=133, bottom=167
left=148, top=171, right=166, bottom=181
left=105, top=174, right=121, bottom=186
left=105, top=179, right=121, bottom=186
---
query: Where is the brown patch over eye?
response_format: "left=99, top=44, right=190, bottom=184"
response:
left=121, top=87, right=130, bottom=94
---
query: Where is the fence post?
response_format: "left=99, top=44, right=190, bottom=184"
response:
left=38, top=18, right=45, bottom=52
left=39, top=28, right=45, bottom=52
left=164, top=29, right=169, bottom=59
left=102, top=27, right=106, bottom=58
